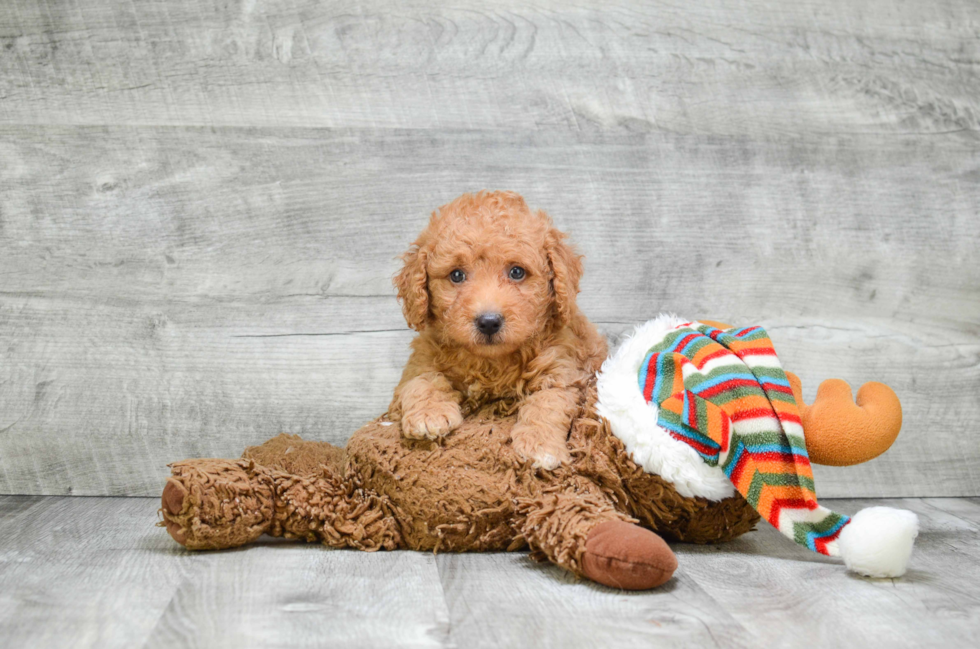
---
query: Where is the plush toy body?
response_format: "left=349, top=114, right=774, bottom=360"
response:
left=162, top=382, right=746, bottom=590
left=161, top=315, right=913, bottom=589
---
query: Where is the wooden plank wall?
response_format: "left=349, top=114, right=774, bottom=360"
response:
left=0, top=0, right=977, bottom=497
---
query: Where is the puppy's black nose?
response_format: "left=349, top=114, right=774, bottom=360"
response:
left=475, top=312, right=504, bottom=337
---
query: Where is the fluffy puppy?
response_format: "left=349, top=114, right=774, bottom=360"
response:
left=390, top=191, right=607, bottom=469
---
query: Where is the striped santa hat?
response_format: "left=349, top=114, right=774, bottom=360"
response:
left=597, top=314, right=918, bottom=577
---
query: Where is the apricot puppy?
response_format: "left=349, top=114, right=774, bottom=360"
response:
left=390, top=191, right=607, bottom=469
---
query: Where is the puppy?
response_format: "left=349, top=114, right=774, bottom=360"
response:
left=390, top=191, right=607, bottom=469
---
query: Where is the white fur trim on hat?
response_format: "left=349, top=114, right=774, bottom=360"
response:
left=596, top=313, right=735, bottom=501
left=838, top=507, right=919, bottom=577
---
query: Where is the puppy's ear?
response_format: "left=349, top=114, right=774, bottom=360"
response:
left=394, top=243, right=430, bottom=331
left=545, top=222, right=584, bottom=326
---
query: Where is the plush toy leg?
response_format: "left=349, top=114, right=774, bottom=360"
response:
left=268, top=467, right=402, bottom=551
left=517, top=476, right=677, bottom=590
left=161, top=456, right=402, bottom=551
left=572, top=405, right=761, bottom=546
left=161, top=459, right=275, bottom=550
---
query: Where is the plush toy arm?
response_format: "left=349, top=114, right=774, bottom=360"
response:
left=786, top=371, right=902, bottom=466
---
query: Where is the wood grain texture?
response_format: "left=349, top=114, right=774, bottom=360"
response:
left=0, top=496, right=183, bottom=648
left=0, top=496, right=452, bottom=649
left=145, top=542, right=452, bottom=649
left=436, top=552, right=752, bottom=649
left=0, top=1, right=978, bottom=497
left=1, top=127, right=977, bottom=497
left=2, top=495, right=979, bottom=648
left=676, top=497, right=980, bottom=648
left=1, top=0, right=978, bottom=135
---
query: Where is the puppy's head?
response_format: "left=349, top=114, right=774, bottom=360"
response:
left=394, top=191, right=583, bottom=357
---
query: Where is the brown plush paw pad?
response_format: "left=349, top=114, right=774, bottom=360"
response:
left=162, top=478, right=189, bottom=546
left=581, top=520, right=678, bottom=590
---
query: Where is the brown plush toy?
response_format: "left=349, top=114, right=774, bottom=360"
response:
left=160, top=317, right=904, bottom=590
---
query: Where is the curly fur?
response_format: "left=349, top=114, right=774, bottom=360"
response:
left=390, top=191, right=607, bottom=469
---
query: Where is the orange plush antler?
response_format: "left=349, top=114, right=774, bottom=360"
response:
left=786, top=372, right=902, bottom=466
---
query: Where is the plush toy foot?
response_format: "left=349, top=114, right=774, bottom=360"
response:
left=580, top=521, right=678, bottom=590
left=162, top=479, right=190, bottom=545
left=160, top=459, right=276, bottom=550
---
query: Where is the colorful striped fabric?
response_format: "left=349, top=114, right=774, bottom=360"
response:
left=639, top=322, right=850, bottom=556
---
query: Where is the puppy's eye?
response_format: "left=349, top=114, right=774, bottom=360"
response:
left=449, top=269, right=466, bottom=284
left=508, top=266, right=526, bottom=281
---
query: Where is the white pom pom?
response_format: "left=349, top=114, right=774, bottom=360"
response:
left=838, top=507, right=918, bottom=577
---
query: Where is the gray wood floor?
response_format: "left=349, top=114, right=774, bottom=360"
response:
left=0, top=496, right=977, bottom=649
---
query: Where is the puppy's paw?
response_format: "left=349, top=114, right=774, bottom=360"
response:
left=511, top=425, right=572, bottom=470
left=401, top=401, right=463, bottom=440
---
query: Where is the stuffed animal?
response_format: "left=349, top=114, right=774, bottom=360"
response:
left=160, top=315, right=915, bottom=590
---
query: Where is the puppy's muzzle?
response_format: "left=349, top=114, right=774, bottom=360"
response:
left=475, top=312, right=504, bottom=339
